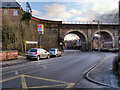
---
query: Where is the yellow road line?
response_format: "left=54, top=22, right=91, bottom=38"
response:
left=66, top=83, right=75, bottom=88
left=21, top=75, right=27, bottom=88
left=0, top=75, right=20, bottom=83
left=1, top=74, right=75, bottom=89
left=28, top=84, right=69, bottom=88
left=23, top=75, right=69, bottom=84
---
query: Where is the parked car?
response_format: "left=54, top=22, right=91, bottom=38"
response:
left=26, top=48, right=50, bottom=60
left=49, top=48, right=62, bottom=57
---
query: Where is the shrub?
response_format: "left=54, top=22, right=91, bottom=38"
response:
left=113, top=56, right=120, bottom=75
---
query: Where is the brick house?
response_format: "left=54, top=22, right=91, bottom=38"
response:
left=1, top=1, right=23, bottom=16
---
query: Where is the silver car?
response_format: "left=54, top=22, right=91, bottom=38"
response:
left=26, top=48, right=50, bottom=60
left=49, top=48, right=62, bottom=57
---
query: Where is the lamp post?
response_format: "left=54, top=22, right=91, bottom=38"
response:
left=93, top=20, right=101, bottom=52
left=119, top=0, right=120, bottom=49
left=118, top=0, right=120, bottom=25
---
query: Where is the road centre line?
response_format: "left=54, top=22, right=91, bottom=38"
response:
left=2, top=68, right=47, bottom=80
left=15, top=71, right=19, bottom=75
left=1, top=65, right=35, bottom=76
left=2, top=57, right=67, bottom=76
left=2, top=62, right=49, bottom=76
left=18, top=68, right=46, bottom=75
left=2, top=58, right=60, bottom=76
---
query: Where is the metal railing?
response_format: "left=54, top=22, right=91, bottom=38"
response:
left=62, top=21, right=119, bottom=25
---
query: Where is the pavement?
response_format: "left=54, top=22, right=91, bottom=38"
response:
left=1, top=52, right=120, bottom=89
left=85, top=53, right=119, bottom=88
left=1, top=56, right=30, bottom=67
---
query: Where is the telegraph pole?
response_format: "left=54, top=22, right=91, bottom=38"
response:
left=118, top=0, right=120, bottom=56
left=118, top=0, right=120, bottom=77
left=117, top=0, right=120, bottom=42
left=118, top=0, right=120, bottom=25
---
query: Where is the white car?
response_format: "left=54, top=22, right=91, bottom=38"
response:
left=49, top=48, right=62, bottom=57
left=26, top=48, right=50, bottom=60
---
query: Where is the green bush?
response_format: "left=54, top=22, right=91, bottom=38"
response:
left=113, top=56, right=120, bottom=75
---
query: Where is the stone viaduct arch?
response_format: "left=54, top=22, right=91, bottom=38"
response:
left=64, top=30, right=87, bottom=42
left=60, top=24, right=119, bottom=51
left=92, top=30, right=115, bottom=48
left=63, top=30, right=88, bottom=51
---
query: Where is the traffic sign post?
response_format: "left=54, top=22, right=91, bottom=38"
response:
left=37, top=24, right=44, bottom=48
left=40, top=35, right=42, bottom=48
left=37, top=24, right=44, bottom=35
left=25, top=41, right=38, bottom=54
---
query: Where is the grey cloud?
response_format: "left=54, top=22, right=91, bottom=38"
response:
left=96, top=9, right=118, bottom=23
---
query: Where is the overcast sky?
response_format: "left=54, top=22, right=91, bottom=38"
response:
left=16, top=0, right=119, bottom=22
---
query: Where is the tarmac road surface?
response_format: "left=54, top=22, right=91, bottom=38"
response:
left=1, top=50, right=116, bottom=89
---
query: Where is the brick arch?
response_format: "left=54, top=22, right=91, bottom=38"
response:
left=63, top=29, right=88, bottom=43
left=92, top=30, right=114, bottom=47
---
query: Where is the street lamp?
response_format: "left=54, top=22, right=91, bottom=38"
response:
left=93, top=20, right=101, bottom=52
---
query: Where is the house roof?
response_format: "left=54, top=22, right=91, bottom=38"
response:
left=1, top=1, right=21, bottom=9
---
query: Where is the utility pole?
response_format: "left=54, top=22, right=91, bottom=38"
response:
left=119, top=0, right=120, bottom=77
left=118, top=0, right=120, bottom=47
left=118, top=0, right=120, bottom=25
left=98, top=21, right=100, bottom=52
left=118, top=0, right=120, bottom=57
left=93, top=20, right=101, bottom=52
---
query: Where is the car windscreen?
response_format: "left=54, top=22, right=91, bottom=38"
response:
left=29, top=49, right=37, bottom=52
left=49, top=49, right=55, bottom=51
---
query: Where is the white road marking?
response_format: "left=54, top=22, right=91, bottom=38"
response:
left=15, top=71, right=19, bottom=75
left=42, top=65, right=47, bottom=69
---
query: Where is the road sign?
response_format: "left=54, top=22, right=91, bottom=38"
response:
left=25, top=41, right=38, bottom=44
left=37, top=24, right=44, bottom=34
left=25, top=41, right=38, bottom=54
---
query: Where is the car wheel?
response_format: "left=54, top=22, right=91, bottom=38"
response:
left=26, top=57, right=29, bottom=60
left=56, top=54, right=58, bottom=57
left=37, top=56, right=40, bottom=61
left=47, top=55, right=50, bottom=59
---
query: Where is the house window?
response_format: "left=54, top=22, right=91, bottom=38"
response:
left=4, top=10, right=8, bottom=14
left=13, top=10, right=18, bottom=16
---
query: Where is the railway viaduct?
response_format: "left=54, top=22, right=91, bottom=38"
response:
left=59, top=22, right=119, bottom=51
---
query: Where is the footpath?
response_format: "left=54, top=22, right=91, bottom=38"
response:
left=1, top=56, right=30, bottom=67
left=86, top=53, right=119, bottom=88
